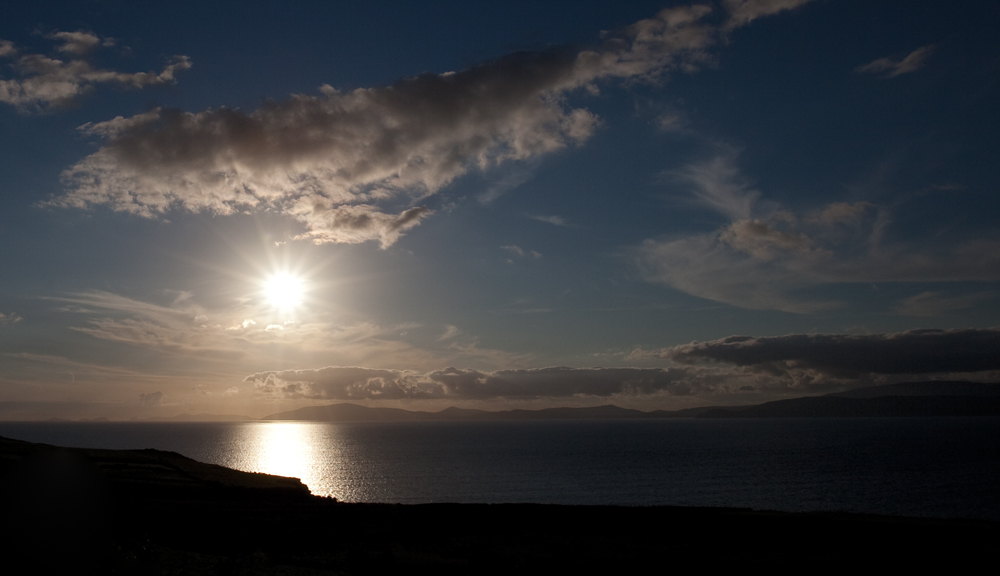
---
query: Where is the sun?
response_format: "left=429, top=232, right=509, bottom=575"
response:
left=264, top=273, right=305, bottom=312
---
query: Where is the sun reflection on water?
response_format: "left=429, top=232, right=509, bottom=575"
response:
left=231, top=421, right=331, bottom=494
left=218, top=421, right=381, bottom=501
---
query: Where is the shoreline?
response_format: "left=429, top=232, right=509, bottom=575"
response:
left=2, top=434, right=996, bottom=573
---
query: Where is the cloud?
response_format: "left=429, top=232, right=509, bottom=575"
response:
left=896, top=291, right=995, bottom=317
left=438, top=325, right=462, bottom=341
left=501, top=245, right=542, bottom=259
left=718, top=218, right=813, bottom=261
left=139, top=391, right=163, bottom=407
left=637, top=231, right=833, bottom=313
left=664, top=328, right=1000, bottom=377
left=77, top=110, right=164, bottom=139
left=47, top=4, right=814, bottom=248
left=49, top=290, right=530, bottom=375
left=637, top=153, right=1000, bottom=312
left=289, top=203, right=434, bottom=248
left=477, top=164, right=540, bottom=204
left=0, top=312, right=22, bottom=325
left=856, top=45, right=936, bottom=78
left=667, top=151, right=760, bottom=220
left=52, top=291, right=245, bottom=360
left=530, top=214, right=568, bottom=226
left=223, top=387, right=240, bottom=396
left=722, top=0, right=817, bottom=30
left=3, top=352, right=172, bottom=385
left=47, top=31, right=112, bottom=55
left=807, top=201, right=875, bottom=226
left=245, top=365, right=716, bottom=400
left=0, top=31, right=191, bottom=110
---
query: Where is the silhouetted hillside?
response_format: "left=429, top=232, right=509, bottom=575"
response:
left=698, top=395, right=1000, bottom=418
left=827, top=380, right=1000, bottom=398
left=1, top=434, right=996, bottom=573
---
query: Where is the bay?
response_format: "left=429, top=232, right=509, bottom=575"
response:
left=0, top=417, right=997, bottom=520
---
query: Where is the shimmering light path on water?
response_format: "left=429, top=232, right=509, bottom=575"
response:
left=0, top=418, right=998, bottom=520
left=220, top=422, right=333, bottom=495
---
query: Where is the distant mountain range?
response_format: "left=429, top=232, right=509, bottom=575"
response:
left=143, top=413, right=257, bottom=422
left=257, top=380, right=1000, bottom=422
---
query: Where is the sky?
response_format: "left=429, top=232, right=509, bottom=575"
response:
left=1, top=0, right=999, bottom=420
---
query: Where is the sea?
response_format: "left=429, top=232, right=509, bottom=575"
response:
left=1, top=417, right=997, bottom=520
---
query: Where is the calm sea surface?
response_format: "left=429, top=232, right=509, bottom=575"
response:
left=1, top=418, right=997, bottom=520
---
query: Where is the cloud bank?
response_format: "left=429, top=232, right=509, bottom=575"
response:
left=0, top=31, right=190, bottom=110
left=245, top=365, right=713, bottom=400
left=248, top=326, right=1000, bottom=401
left=665, top=329, right=1000, bottom=376
left=49, top=2, right=814, bottom=248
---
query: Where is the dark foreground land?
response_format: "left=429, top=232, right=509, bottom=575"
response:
left=1, top=435, right=996, bottom=574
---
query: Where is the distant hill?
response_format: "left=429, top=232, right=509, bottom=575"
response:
left=263, top=403, right=445, bottom=422
left=699, top=381, right=1000, bottom=418
left=145, top=413, right=256, bottom=422
left=826, top=380, right=1000, bottom=398
left=262, top=381, right=1000, bottom=422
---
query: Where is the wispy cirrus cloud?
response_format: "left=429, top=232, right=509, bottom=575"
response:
left=895, top=291, right=995, bottom=317
left=48, top=290, right=533, bottom=375
left=530, top=214, right=568, bottom=226
left=636, top=152, right=1000, bottom=313
left=46, top=3, right=814, bottom=248
left=856, top=45, right=936, bottom=78
left=0, top=31, right=190, bottom=111
left=665, top=150, right=761, bottom=220
left=501, top=245, right=542, bottom=261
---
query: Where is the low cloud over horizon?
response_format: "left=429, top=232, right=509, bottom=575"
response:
left=247, top=327, right=1000, bottom=403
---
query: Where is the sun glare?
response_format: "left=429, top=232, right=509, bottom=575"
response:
left=265, top=273, right=305, bottom=312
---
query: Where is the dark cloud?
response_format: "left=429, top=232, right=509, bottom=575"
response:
left=665, top=329, right=1000, bottom=376
left=252, top=328, right=1000, bottom=402
left=244, top=365, right=712, bottom=400
left=139, top=391, right=163, bottom=407
left=49, top=3, right=812, bottom=247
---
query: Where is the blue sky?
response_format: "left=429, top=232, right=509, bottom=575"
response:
left=1, top=0, right=998, bottom=419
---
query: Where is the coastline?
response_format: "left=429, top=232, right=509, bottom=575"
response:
left=1, top=434, right=996, bottom=573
